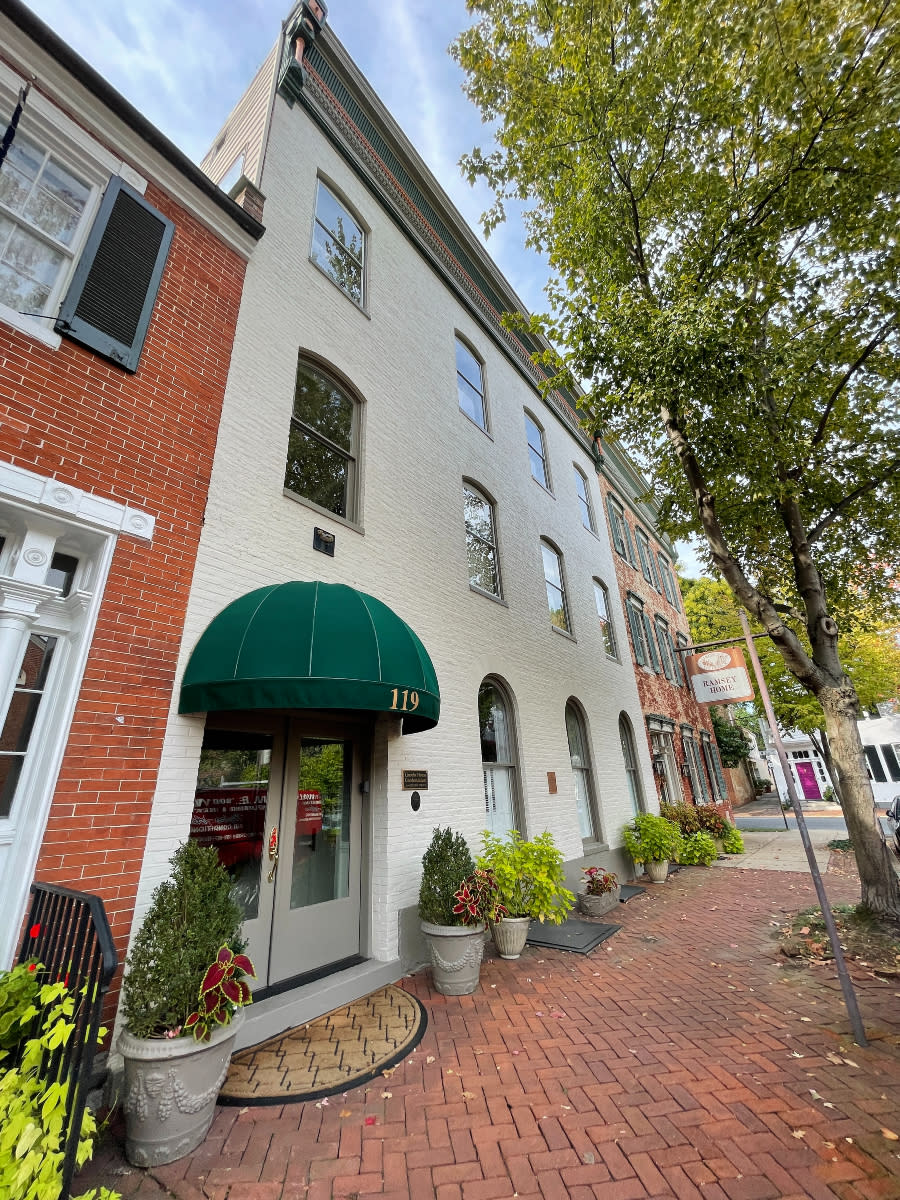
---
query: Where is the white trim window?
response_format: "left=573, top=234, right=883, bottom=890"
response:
left=620, top=714, right=646, bottom=816
left=0, top=461, right=154, bottom=967
left=284, top=357, right=360, bottom=521
left=566, top=700, right=600, bottom=842
left=310, top=179, right=365, bottom=305
left=464, top=483, right=501, bottom=597
left=574, top=467, right=595, bottom=532
left=635, top=527, right=660, bottom=590
left=657, top=552, right=679, bottom=608
left=456, top=336, right=487, bottom=430
left=593, top=578, right=617, bottom=658
left=605, top=494, right=636, bottom=565
left=525, top=412, right=551, bottom=490
left=479, top=678, right=520, bottom=836
left=541, top=541, right=570, bottom=632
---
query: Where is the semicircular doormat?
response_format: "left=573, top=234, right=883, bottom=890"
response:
left=219, top=985, right=427, bottom=1106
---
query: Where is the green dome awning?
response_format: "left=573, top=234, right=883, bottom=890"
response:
left=179, top=582, right=440, bottom=733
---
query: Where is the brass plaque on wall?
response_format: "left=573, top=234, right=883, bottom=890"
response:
left=402, top=770, right=428, bottom=790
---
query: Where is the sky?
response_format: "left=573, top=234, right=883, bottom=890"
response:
left=23, top=0, right=705, bottom=573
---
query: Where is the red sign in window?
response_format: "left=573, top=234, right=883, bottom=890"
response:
left=296, top=789, right=323, bottom=837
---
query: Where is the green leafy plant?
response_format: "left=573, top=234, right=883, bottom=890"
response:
left=622, top=813, right=684, bottom=865
left=418, top=828, right=476, bottom=926
left=681, top=831, right=718, bottom=866
left=0, top=973, right=120, bottom=1200
left=660, top=802, right=700, bottom=835
left=476, top=830, right=575, bottom=924
left=451, top=869, right=508, bottom=926
left=722, top=825, right=745, bottom=854
left=0, top=962, right=40, bottom=1057
left=183, top=946, right=256, bottom=1043
left=122, top=840, right=246, bottom=1040
left=581, top=866, right=618, bottom=896
left=710, top=709, right=752, bottom=768
left=695, top=805, right=728, bottom=838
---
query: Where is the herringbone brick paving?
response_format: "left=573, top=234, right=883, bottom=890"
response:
left=79, top=866, right=900, bottom=1199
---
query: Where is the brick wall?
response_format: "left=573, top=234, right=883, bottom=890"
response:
left=596, top=470, right=736, bottom=815
left=0, top=183, right=247, bottom=998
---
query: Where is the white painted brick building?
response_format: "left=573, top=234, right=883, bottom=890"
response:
left=131, top=3, right=656, bottom=1042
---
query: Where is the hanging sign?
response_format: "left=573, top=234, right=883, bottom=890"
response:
left=684, top=647, right=754, bottom=704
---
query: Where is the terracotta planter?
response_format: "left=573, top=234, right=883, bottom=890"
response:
left=645, top=859, right=669, bottom=884
left=421, top=921, right=485, bottom=995
left=577, top=886, right=621, bottom=917
left=120, top=1009, right=243, bottom=1167
left=492, top=915, right=531, bottom=959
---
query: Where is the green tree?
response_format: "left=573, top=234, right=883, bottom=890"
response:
left=454, top=0, right=900, bottom=916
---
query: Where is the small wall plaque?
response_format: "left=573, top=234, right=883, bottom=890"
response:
left=313, top=527, right=335, bottom=556
left=402, top=770, right=428, bottom=790
left=547, top=771, right=557, bottom=794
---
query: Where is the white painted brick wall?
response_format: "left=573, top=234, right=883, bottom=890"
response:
left=134, top=94, right=655, bottom=968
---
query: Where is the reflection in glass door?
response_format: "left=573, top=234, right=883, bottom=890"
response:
left=289, top=739, right=351, bottom=910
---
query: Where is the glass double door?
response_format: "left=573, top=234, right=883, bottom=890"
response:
left=190, top=715, right=363, bottom=990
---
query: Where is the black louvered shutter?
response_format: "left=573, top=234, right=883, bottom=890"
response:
left=55, top=177, right=174, bottom=373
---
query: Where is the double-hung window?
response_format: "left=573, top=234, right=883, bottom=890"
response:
left=456, top=337, right=487, bottom=430
left=566, top=700, right=600, bottom=841
left=310, top=180, right=365, bottom=304
left=701, top=730, right=728, bottom=801
left=574, top=467, right=595, bottom=532
left=464, top=484, right=500, bottom=597
left=606, top=495, right=636, bottom=564
left=635, top=528, right=659, bottom=589
left=627, top=595, right=660, bottom=672
left=0, top=108, right=174, bottom=371
left=593, top=579, right=617, bottom=657
left=479, top=679, right=520, bottom=835
left=657, top=553, right=678, bottom=607
left=541, top=541, right=569, bottom=632
left=620, top=714, right=646, bottom=816
left=654, top=616, right=677, bottom=681
left=284, top=358, right=360, bottom=521
left=525, top=412, right=550, bottom=490
left=682, top=727, right=711, bottom=802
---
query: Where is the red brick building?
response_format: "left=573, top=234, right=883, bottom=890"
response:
left=596, top=440, right=735, bottom=815
left=0, top=0, right=263, bottom=987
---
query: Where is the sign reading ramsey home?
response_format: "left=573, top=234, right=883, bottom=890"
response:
left=684, top=647, right=755, bottom=704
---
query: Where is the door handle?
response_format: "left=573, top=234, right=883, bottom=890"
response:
left=267, top=826, right=279, bottom=883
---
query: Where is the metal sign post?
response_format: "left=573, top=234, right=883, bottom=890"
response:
left=738, top=608, right=868, bottom=1046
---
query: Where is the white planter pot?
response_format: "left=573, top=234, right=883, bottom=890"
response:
left=421, top=922, right=485, bottom=995
left=577, top=887, right=621, bottom=917
left=492, top=915, right=531, bottom=960
left=119, top=1009, right=243, bottom=1166
left=645, top=860, right=669, bottom=884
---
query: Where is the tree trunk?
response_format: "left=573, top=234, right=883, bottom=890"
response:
left=820, top=685, right=900, bottom=920
left=808, top=729, right=844, bottom=805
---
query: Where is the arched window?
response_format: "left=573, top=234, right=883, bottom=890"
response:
left=566, top=700, right=600, bottom=842
left=310, top=179, right=365, bottom=304
left=456, top=336, right=487, bottom=430
left=593, top=579, right=617, bottom=657
left=541, top=540, right=570, bottom=632
left=463, top=483, right=501, bottom=597
left=284, top=357, right=360, bottom=521
left=525, top=411, right=550, bottom=489
left=479, top=679, right=520, bottom=835
left=574, top=466, right=595, bottom=532
left=619, top=714, right=646, bottom=816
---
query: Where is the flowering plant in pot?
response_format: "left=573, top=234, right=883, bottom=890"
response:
left=418, top=827, right=485, bottom=995
left=577, top=866, right=620, bottom=917
left=119, top=840, right=255, bottom=1167
left=622, top=813, right=683, bottom=883
left=476, top=830, right=575, bottom=959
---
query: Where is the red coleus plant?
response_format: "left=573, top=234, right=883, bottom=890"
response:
left=581, top=866, right=618, bottom=896
left=184, top=945, right=256, bottom=1043
left=452, top=868, right=508, bottom=927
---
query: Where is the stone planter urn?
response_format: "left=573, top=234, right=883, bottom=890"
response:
left=645, top=860, right=669, bottom=884
left=120, top=1009, right=244, bottom=1166
left=577, top=886, right=621, bottom=917
left=421, top=922, right=485, bottom=995
left=492, top=915, right=531, bottom=959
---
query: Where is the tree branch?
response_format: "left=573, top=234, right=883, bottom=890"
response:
left=810, top=315, right=898, bottom=447
left=808, top=455, right=900, bottom=543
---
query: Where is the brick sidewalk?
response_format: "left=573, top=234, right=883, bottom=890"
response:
left=78, top=867, right=900, bottom=1200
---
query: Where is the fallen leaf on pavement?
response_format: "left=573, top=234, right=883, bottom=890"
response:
left=340, top=1109, right=352, bottom=1118
left=462, top=1091, right=475, bottom=1100
left=365, top=1116, right=376, bottom=1126
left=882, top=1129, right=899, bottom=1141
left=426, top=1056, right=435, bottom=1064
left=792, top=1130, right=806, bottom=1139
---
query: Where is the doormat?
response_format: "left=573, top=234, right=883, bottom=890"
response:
left=218, top=984, right=427, bottom=1106
left=619, top=885, right=646, bottom=902
left=525, top=918, right=620, bottom=954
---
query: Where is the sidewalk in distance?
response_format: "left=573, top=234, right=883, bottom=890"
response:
left=78, top=861, right=900, bottom=1200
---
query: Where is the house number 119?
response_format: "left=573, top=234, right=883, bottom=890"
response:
left=389, top=688, right=419, bottom=712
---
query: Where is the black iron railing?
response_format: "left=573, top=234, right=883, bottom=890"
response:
left=16, top=883, right=118, bottom=1200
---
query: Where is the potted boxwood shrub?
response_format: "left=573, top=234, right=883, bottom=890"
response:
left=577, top=866, right=620, bottom=917
left=418, top=827, right=485, bottom=995
left=119, top=840, right=255, bottom=1167
left=476, top=830, right=575, bottom=959
left=622, top=813, right=683, bottom=883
